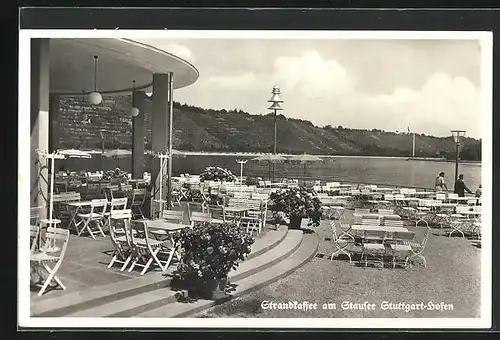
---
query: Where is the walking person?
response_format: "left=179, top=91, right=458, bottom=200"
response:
left=454, top=174, right=473, bottom=197
left=475, top=185, right=482, bottom=198
left=434, top=172, right=448, bottom=192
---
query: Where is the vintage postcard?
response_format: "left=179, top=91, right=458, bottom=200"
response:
left=19, top=29, right=492, bottom=329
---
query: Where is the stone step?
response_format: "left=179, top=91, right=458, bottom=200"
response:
left=231, top=230, right=303, bottom=282
left=31, top=226, right=288, bottom=317
left=137, top=232, right=319, bottom=318
left=62, top=227, right=291, bottom=318
left=65, top=286, right=178, bottom=318
left=246, top=225, right=288, bottom=260
left=97, top=229, right=302, bottom=317
left=31, top=273, right=167, bottom=317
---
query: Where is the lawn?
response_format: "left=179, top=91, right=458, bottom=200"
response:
left=194, top=210, right=481, bottom=318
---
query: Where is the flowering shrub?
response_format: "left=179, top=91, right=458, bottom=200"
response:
left=172, top=222, right=254, bottom=284
left=103, top=168, right=128, bottom=182
left=268, top=186, right=323, bottom=227
left=199, top=166, right=237, bottom=182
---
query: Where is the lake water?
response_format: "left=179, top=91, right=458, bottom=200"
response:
left=70, top=154, right=481, bottom=191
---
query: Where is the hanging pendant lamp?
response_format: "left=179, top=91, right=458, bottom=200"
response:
left=129, top=80, right=139, bottom=117
left=88, top=55, right=102, bottom=105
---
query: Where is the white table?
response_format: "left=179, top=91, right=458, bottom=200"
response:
left=353, top=213, right=401, bottom=220
left=351, top=224, right=408, bottom=233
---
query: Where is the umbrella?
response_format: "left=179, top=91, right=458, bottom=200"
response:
left=103, top=149, right=132, bottom=158
left=57, top=149, right=92, bottom=179
left=288, top=154, right=323, bottom=182
left=103, top=149, right=132, bottom=169
left=251, top=154, right=287, bottom=180
left=57, top=149, right=92, bottom=158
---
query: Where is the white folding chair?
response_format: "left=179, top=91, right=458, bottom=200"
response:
left=447, top=193, right=459, bottom=203
left=390, top=231, right=416, bottom=269
left=130, top=188, right=147, bottom=219
left=383, top=219, right=404, bottom=228
left=107, top=209, right=134, bottom=271
left=30, top=224, right=40, bottom=253
left=104, top=197, right=128, bottom=229
left=207, top=205, right=226, bottom=225
left=190, top=211, right=211, bottom=228
left=361, top=230, right=387, bottom=268
left=127, top=220, right=176, bottom=275
left=30, top=227, right=70, bottom=296
left=76, top=199, right=108, bottom=239
left=361, top=217, right=380, bottom=226
left=378, top=208, right=394, bottom=215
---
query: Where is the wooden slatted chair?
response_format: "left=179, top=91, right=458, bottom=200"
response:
left=389, top=231, right=416, bottom=269
left=383, top=219, right=404, bottom=228
left=361, top=229, right=387, bottom=268
left=107, top=209, right=133, bottom=271
left=127, top=220, right=174, bottom=275
left=189, top=211, right=211, bottom=228
left=30, top=224, right=40, bottom=253
left=30, top=227, right=70, bottom=296
left=30, top=206, right=42, bottom=226
left=378, top=208, right=394, bottom=215
left=207, top=205, right=225, bottom=225
left=240, top=199, right=265, bottom=235
left=76, top=199, right=108, bottom=239
left=130, top=188, right=147, bottom=219
left=104, top=198, right=128, bottom=230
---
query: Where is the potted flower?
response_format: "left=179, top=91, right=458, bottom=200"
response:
left=171, top=222, right=254, bottom=300
left=199, top=166, right=237, bottom=182
left=103, top=167, right=128, bottom=183
left=268, top=186, right=323, bottom=229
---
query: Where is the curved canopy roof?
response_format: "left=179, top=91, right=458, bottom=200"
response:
left=49, top=38, right=199, bottom=95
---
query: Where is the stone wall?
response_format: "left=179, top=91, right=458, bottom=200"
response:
left=57, top=94, right=153, bottom=150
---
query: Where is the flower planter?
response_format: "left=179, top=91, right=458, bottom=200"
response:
left=289, top=215, right=303, bottom=230
left=172, top=222, right=253, bottom=301
left=200, top=277, right=228, bottom=300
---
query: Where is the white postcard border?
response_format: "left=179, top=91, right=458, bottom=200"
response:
left=18, top=29, right=493, bottom=329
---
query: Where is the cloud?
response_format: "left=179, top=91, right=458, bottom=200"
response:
left=363, top=73, right=480, bottom=136
left=273, top=51, right=356, bottom=98
left=175, top=49, right=481, bottom=138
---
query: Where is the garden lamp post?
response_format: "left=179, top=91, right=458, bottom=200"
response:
left=451, top=130, right=466, bottom=181
left=236, top=159, right=247, bottom=190
left=268, top=85, right=284, bottom=180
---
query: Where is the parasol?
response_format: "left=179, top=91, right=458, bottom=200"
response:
left=288, top=154, right=323, bottom=182
left=251, top=154, right=287, bottom=180
left=58, top=149, right=92, bottom=158
left=103, top=149, right=132, bottom=169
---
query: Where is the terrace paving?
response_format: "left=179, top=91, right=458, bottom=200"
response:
left=30, top=234, right=170, bottom=303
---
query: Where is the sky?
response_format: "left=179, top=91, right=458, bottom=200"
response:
left=138, top=38, right=483, bottom=138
